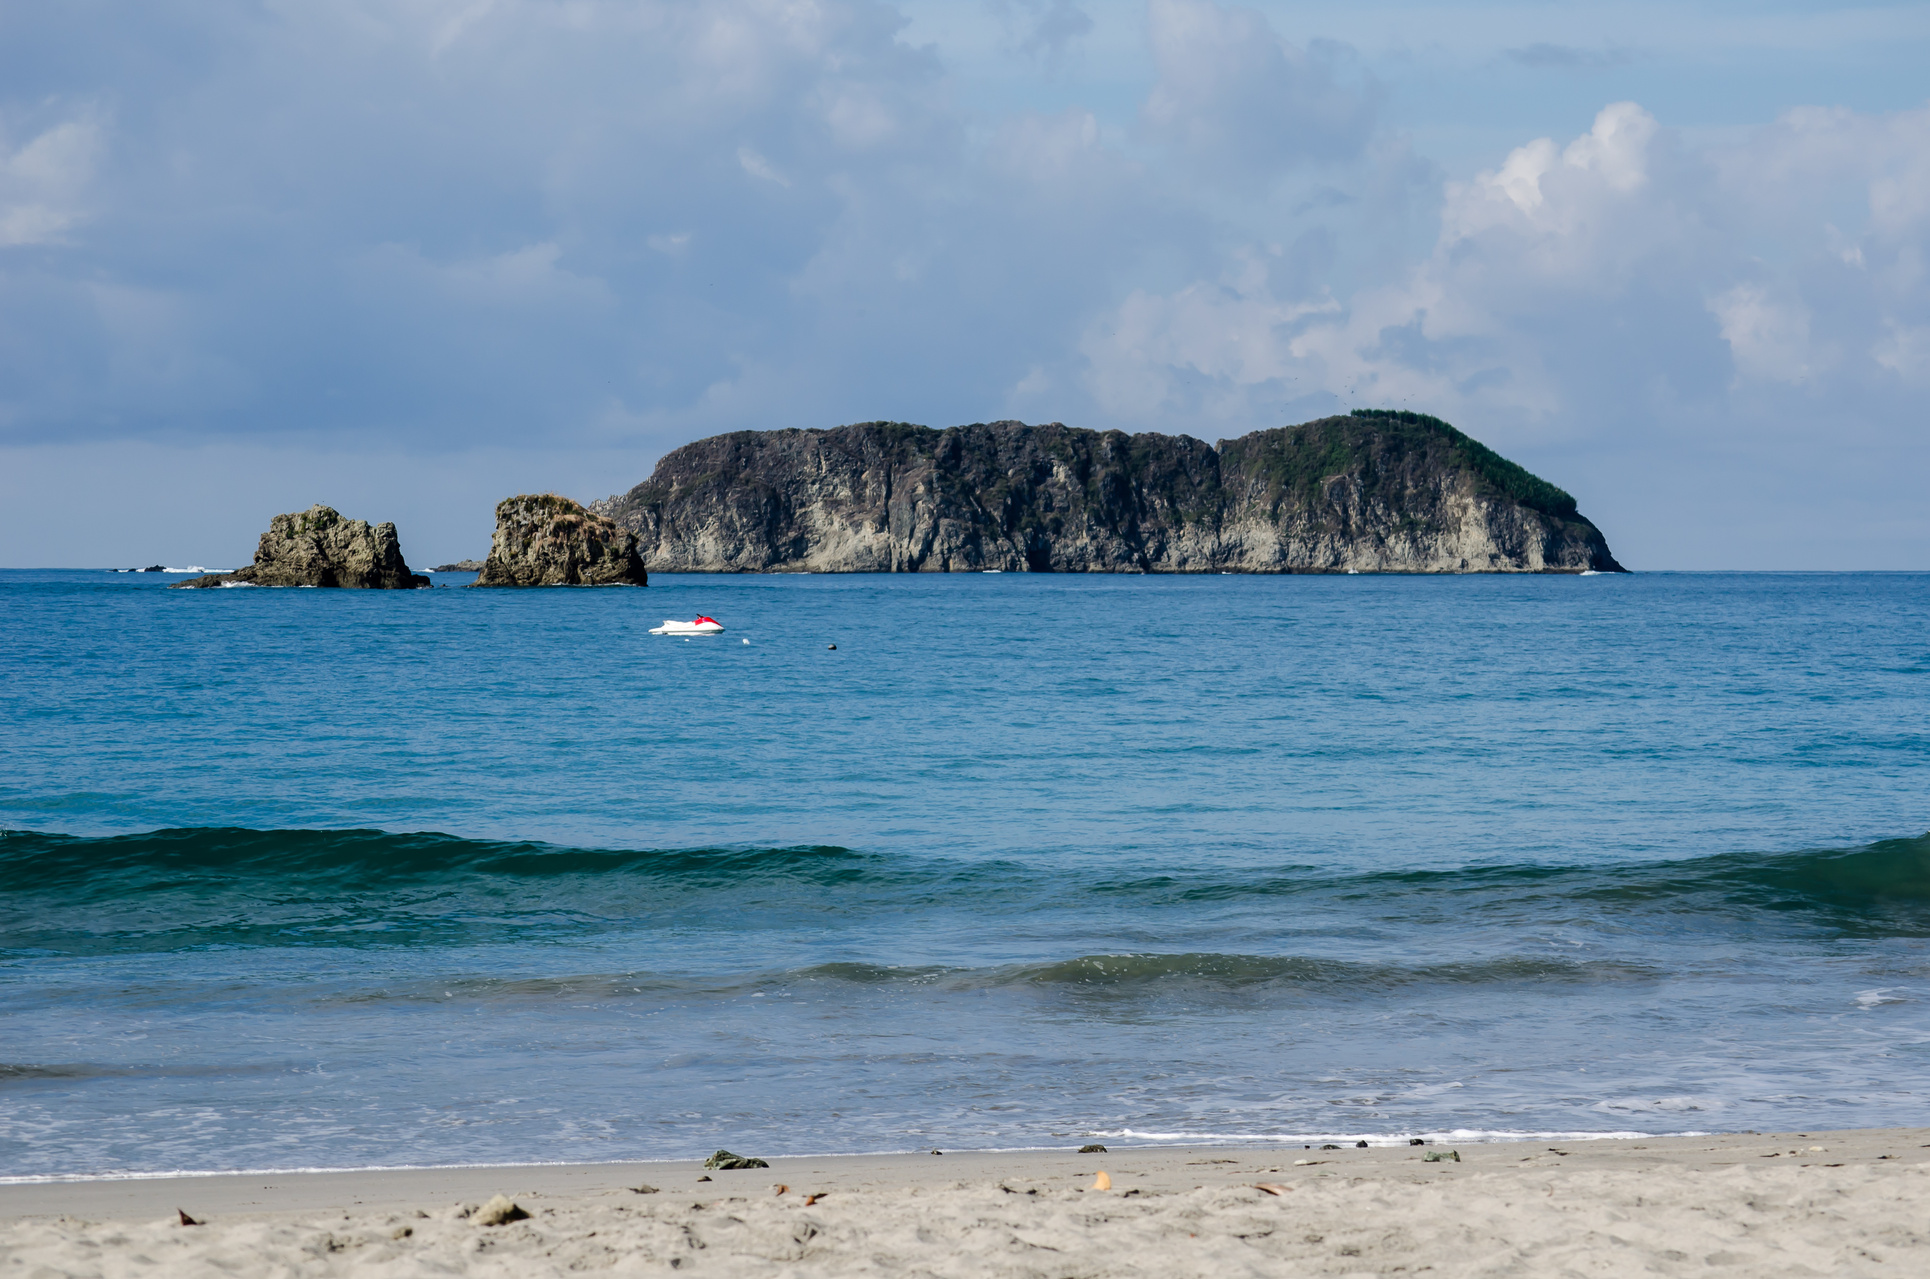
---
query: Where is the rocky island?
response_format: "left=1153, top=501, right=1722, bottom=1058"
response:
left=590, top=411, right=1623, bottom=573
left=172, top=505, right=429, bottom=588
left=471, top=494, right=648, bottom=586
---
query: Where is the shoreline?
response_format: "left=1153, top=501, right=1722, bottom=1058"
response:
left=6, top=1128, right=1928, bottom=1275
left=0, top=1129, right=1685, bottom=1187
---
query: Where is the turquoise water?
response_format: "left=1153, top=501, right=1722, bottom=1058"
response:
left=2, top=568, right=1927, bottom=1177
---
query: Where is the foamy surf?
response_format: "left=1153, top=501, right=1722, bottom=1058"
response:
left=1093, top=1128, right=1670, bottom=1145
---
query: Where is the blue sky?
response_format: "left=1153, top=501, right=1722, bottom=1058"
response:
left=3, top=0, right=1927, bottom=567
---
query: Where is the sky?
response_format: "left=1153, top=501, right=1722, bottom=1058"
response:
left=2, top=0, right=1927, bottom=568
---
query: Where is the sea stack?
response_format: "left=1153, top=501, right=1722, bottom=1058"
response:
left=172, top=505, right=429, bottom=588
left=471, top=494, right=649, bottom=587
left=590, top=411, right=1624, bottom=574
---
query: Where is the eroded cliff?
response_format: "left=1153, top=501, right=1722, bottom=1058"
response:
left=591, top=412, right=1623, bottom=574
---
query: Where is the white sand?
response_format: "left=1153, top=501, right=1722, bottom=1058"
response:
left=5, top=1129, right=1928, bottom=1276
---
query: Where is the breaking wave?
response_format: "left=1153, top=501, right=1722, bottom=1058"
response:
left=3, top=826, right=1927, bottom=957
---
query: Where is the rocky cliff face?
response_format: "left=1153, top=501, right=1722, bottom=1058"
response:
left=591, top=413, right=1624, bottom=574
left=172, top=505, right=429, bottom=588
left=472, top=494, right=649, bottom=587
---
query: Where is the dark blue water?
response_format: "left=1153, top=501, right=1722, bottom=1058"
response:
left=2, top=568, right=1927, bottom=1178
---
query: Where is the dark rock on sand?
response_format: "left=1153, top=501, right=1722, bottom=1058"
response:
left=471, top=494, right=648, bottom=587
left=171, top=505, right=429, bottom=589
left=702, top=1150, right=769, bottom=1170
left=592, top=410, right=1623, bottom=574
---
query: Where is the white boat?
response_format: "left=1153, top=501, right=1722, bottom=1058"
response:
left=649, top=616, right=726, bottom=636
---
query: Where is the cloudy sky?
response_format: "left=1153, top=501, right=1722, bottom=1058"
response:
left=3, top=0, right=1927, bottom=567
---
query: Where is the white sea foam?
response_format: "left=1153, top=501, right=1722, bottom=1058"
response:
left=1092, top=1128, right=1667, bottom=1145
left=0, top=1157, right=646, bottom=1186
left=1854, top=988, right=1908, bottom=1008
left=1591, top=1096, right=1722, bottom=1115
left=1394, top=1081, right=1467, bottom=1100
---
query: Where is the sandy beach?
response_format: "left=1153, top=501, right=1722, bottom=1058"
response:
left=5, top=1129, right=1928, bottom=1276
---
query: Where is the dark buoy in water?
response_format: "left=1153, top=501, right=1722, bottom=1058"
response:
left=827, top=644, right=837, bottom=650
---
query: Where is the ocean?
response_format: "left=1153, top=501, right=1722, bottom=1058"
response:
left=2, top=567, right=1927, bottom=1179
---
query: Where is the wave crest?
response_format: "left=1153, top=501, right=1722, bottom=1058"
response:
left=4, top=827, right=1927, bottom=956
left=0, top=826, right=870, bottom=893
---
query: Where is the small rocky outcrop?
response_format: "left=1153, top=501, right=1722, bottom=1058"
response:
left=430, top=560, right=485, bottom=572
left=172, top=505, right=429, bottom=588
left=471, top=494, right=648, bottom=587
left=592, top=411, right=1624, bottom=574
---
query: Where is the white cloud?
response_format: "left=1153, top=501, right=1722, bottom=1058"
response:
left=1083, top=96, right=1930, bottom=427
left=736, top=146, right=792, bottom=186
left=983, top=107, right=1121, bottom=192
left=2, top=1, right=1929, bottom=566
left=1710, top=284, right=1817, bottom=385
left=417, top=241, right=609, bottom=307
left=990, top=0, right=1095, bottom=68
left=1140, top=0, right=1377, bottom=184
left=0, top=1, right=958, bottom=448
left=1874, top=321, right=1930, bottom=385
left=428, top=0, right=500, bottom=57
left=1081, top=248, right=1340, bottom=420
left=1437, top=103, right=1679, bottom=286
left=0, top=116, right=102, bottom=247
